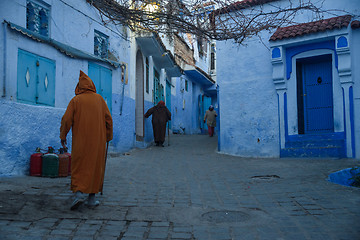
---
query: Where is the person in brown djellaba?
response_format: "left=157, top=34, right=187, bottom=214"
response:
left=204, top=105, right=217, bottom=137
left=60, top=70, right=113, bottom=210
left=144, top=101, right=171, bottom=147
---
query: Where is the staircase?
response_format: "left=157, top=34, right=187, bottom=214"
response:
left=280, top=133, right=346, bottom=158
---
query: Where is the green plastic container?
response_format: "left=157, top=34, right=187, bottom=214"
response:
left=42, top=147, right=59, bottom=177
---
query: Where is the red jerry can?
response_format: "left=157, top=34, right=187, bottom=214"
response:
left=30, top=147, right=43, bottom=176
left=58, top=148, right=69, bottom=177
left=64, top=148, right=72, bottom=176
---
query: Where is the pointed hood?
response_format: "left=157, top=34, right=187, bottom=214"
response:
left=75, top=70, right=97, bottom=95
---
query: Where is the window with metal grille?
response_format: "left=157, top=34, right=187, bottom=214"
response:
left=197, top=38, right=204, bottom=58
left=210, top=43, right=216, bottom=71
left=26, top=0, right=50, bottom=37
left=94, top=30, right=109, bottom=59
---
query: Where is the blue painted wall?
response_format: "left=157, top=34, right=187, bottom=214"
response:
left=143, top=100, right=159, bottom=144
left=170, top=76, right=209, bottom=135
left=217, top=38, right=280, bottom=157
left=216, top=0, right=360, bottom=158
left=0, top=0, right=137, bottom=176
left=0, top=0, right=217, bottom=177
left=0, top=100, right=67, bottom=176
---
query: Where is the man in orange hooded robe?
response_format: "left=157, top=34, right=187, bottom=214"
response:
left=60, top=70, right=113, bottom=210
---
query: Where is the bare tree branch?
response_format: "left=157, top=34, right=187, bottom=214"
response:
left=86, top=0, right=352, bottom=44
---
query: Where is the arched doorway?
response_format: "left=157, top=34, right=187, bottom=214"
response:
left=135, top=50, right=144, bottom=141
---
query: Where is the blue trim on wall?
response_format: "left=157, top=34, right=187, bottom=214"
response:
left=342, top=87, right=347, bottom=156
left=286, top=40, right=337, bottom=80
left=284, top=92, right=288, bottom=140
left=217, top=85, right=220, bottom=151
left=286, top=132, right=345, bottom=142
left=349, top=87, right=355, bottom=158
left=272, top=47, right=281, bottom=59
left=337, top=36, right=348, bottom=48
left=277, top=93, right=281, bottom=153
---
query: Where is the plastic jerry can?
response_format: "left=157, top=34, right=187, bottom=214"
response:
left=30, top=147, right=43, bottom=176
left=42, top=147, right=59, bottom=177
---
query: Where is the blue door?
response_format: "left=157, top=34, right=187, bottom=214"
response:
left=37, top=57, right=56, bottom=106
left=302, top=55, right=333, bottom=133
left=17, top=49, right=55, bottom=106
left=200, top=95, right=212, bottom=131
left=153, top=69, right=163, bottom=104
left=17, top=50, right=37, bottom=103
left=88, top=63, right=112, bottom=112
left=166, top=80, right=171, bottom=127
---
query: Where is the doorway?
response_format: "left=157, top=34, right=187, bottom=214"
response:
left=296, top=54, right=334, bottom=134
left=135, top=50, right=144, bottom=141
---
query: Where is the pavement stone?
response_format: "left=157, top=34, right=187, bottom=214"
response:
left=0, top=134, right=360, bottom=239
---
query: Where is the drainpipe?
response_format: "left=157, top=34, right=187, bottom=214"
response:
left=2, top=21, right=7, bottom=98
left=119, top=64, right=125, bottom=115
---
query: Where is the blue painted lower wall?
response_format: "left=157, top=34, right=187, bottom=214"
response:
left=0, top=94, right=148, bottom=176
left=144, top=100, right=157, bottom=144
left=171, top=77, right=204, bottom=135
left=111, top=94, right=136, bottom=152
left=0, top=99, right=66, bottom=176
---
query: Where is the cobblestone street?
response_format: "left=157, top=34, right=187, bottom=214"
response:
left=0, top=134, right=359, bottom=240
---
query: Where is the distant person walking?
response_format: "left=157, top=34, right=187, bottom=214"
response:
left=60, top=70, right=113, bottom=210
left=145, top=101, right=171, bottom=147
left=204, top=105, right=217, bottom=137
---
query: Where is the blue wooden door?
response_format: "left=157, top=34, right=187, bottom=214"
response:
left=200, top=95, right=212, bottom=131
left=88, top=63, right=101, bottom=93
left=153, top=69, right=163, bottom=104
left=88, top=63, right=112, bottom=112
left=37, top=57, right=56, bottom=106
left=17, top=50, right=37, bottom=103
left=302, top=55, right=333, bottom=133
left=166, top=80, right=171, bottom=126
left=100, top=67, right=112, bottom=111
left=17, top=49, right=55, bottom=106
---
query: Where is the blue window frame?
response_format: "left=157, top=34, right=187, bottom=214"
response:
left=26, top=0, right=50, bottom=37
left=94, top=30, right=109, bottom=59
left=17, top=49, right=56, bottom=106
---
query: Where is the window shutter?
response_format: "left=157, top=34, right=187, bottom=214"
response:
left=88, top=63, right=101, bottom=93
left=17, top=50, right=37, bottom=103
left=88, top=63, right=112, bottom=112
left=36, top=57, right=55, bottom=106
left=101, top=67, right=112, bottom=112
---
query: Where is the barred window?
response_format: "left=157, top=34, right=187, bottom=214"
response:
left=26, top=1, right=50, bottom=37
left=210, top=43, right=216, bottom=70
left=94, top=30, right=109, bottom=59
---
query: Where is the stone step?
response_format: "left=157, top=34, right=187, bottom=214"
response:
left=280, top=145, right=346, bottom=158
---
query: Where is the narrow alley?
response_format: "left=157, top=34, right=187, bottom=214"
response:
left=0, top=134, right=359, bottom=239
